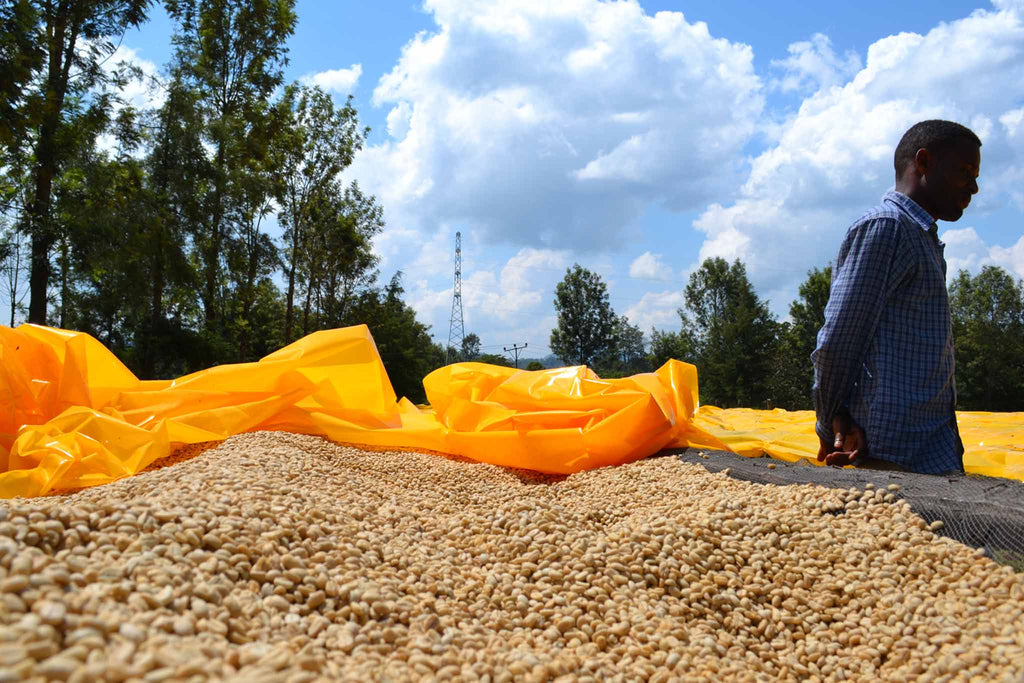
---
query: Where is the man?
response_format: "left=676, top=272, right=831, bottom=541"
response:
left=812, top=120, right=981, bottom=474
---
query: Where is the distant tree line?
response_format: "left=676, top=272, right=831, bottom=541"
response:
left=549, top=259, right=1024, bottom=412
left=0, top=0, right=446, bottom=401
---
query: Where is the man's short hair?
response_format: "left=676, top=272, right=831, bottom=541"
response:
left=894, top=120, right=981, bottom=177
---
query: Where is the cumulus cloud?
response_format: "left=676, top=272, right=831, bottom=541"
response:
left=350, top=0, right=763, bottom=251
left=300, top=64, right=362, bottom=94
left=692, top=2, right=1024, bottom=312
left=111, top=45, right=164, bottom=110
left=402, top=246, right=569, bottom=352
left=464, top=248, right=569, bottom=322
left=771, top=33, right=861, bottom=94
left=623, top=290, right=685, bottom=332
left=95, top=45, right=164, bottom=155
left=628, top=251, right=673, bottom=281
left=943, top=227, right=1024, bottom=279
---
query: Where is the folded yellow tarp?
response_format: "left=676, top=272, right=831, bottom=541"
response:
left=2, top=324, right=1021, bottom=498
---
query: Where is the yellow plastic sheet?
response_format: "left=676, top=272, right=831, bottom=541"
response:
left=2, top=323, right=1022, bottom=498
left=692, top=406, right=1024, bottom=481
left=1, top=323, right=729, bottom=498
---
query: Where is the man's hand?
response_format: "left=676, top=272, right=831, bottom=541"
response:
left=817, top=412, right=868, bottom=466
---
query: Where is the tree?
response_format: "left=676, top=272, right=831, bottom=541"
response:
left=297, top=180, right=382, bottom=334
left=478, top=353, right=511, bottom=367
left=165, top=0, right=296, bottom=330
left=681, top=257, right=778, bottom=408
left=224, top=101, right=283, bottom=359
left=461, top=332, right=481, bottom=361
left=275, top=84, right=367, bottom=342
left=595, top=315, right=647, bottom=376
left=138, top=77, right=208, bottom=376
left=1, top=221, right=28, bottom=326
left=549, top=264, right=616, bottom=367
left=949, top=266, right=1024, bottom=411
left=15, top=0, right=151, bottom=324
left=647, top=328, right=696, bottom=368
left=0, top=1, right=44, bottom=149
left=346, top=272, right=438, bottom=403
left=525, top=360, right=544, bottom=371
left=771, top=265, right=831, bottom=409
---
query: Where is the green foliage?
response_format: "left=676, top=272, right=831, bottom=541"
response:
left=595, top=315, right=648, bottom=376
left=0, top=221, right=29, bottom=326
left=525, top=361, right=545, bottom=371
left=769, top=265, right=832, bottom=410
left=345, top=273, right=440, bottom=404
left=461, top=333, right=481, bottom=361
left=0, top=0, right=446, bottom=404
left=0, top=0, right=44, bottom=148
left=647, top=328, right=696, bottom=368
left=549, top=264, right=617, bottom=367
left=949, top=267, right=1024, bottom=411
left=681, top=257, right=779, bottom=408
left=477, top=353, right=512, bottom=367
left=297, top=181, right=382, bottom=335
left=13, top=0, right=153, bottom=323
left=165, top=0, right=296, bottom=329
left=275, top=84, right=368, bottom=342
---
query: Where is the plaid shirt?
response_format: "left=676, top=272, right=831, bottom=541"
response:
left=812, top=190, right=964, bottom=474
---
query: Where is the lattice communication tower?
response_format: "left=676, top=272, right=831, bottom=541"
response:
left=446, top=231, right=465, bottom=364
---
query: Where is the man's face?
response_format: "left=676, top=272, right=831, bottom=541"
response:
left=922, top=139, right=981, bottom=222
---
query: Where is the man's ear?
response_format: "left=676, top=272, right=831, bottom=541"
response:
left=913, top=147, right=931, bottom=175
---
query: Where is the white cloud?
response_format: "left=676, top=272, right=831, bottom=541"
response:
left=350, top=0, right=763, bottom=252
left=111, top=45, right=164, bottom=110
left=628, top=251, right=673, bottom=281
left=96, top=45, right=164, bottom=155
left=771, top=33, right=861, bottom=94
left=300, top=64, right=362, bottom=94
left=691, top=2, right=1024, bottom=313
left=623, top=290, right=685, bottom=332
left=943, top=227, right=1024, bottom=280
left=402, top=246, right=569, bottom=349
left=464, top=248, right=569, bottom=323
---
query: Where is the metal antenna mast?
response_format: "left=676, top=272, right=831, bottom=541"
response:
left=446, top=231, right=465, bottom=364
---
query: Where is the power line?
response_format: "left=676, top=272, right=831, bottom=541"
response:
left=503, top=342, right=528, bottom=368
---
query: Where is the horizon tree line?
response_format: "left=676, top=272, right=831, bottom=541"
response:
left=548, top=258, right=1024, bottom=412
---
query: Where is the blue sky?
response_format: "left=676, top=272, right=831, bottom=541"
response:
left=117, top=1, right=1024, bottom=359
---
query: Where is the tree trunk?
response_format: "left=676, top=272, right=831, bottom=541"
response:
left=302, top=280, right=312, bottom=337
left=284, top=210, right=299, bottom=343
left=27, top=115, right=58, bottom=325
left=27, top=13, right=77, bottom=325
left=142, top=226, right=165, bottom=379
left=59, top=237, right=68, bottom=328
left=239, top=220, right=259, bottom=361
left=204, top=140, right=227, bottom=330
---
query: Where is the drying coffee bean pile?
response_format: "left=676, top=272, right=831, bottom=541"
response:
left=1, top=431, right=1022, bottom=681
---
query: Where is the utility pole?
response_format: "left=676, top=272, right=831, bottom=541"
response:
left=446, top=232, right=465, bottom=364
left=504, top=342, right=527, bottom=368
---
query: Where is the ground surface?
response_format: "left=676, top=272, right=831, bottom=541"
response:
left=1, top=432, right=1022, bottom=682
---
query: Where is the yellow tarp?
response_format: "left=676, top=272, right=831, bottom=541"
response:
left=692, top=406, right=1024, bottom=480
left=1, top=323, right=1022, bottom=498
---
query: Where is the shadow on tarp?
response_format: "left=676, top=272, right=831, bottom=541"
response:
left=672, top=447, right=1024, bottom=571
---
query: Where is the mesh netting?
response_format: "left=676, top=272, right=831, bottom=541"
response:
left=670, top=448, right=1024, bottom=571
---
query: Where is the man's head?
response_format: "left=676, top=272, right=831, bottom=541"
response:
left=894, top=120, right=981, bottom=222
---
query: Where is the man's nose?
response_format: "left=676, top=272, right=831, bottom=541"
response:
left=970, top=177, right=979, bottom=194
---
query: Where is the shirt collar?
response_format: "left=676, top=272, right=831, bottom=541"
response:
left=883, top=190, right=938, bottom=234
left=880, top=191, right=942, bottom=244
